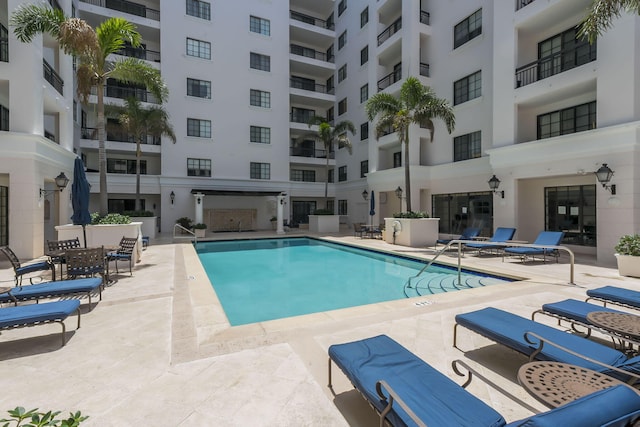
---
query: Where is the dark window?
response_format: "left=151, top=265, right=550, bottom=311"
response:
left=187, top=158, right=211, bottom=177
left=338, top=200, right=348, bottom=215
left=432, top=192, right=493, bottom=235
left=187, top=118, right=211, bottom=138
left=453, top=131, right=482, bottom=161
left=107, top=159, right=147, bottom=174
left=0, top=23, right=8, bottom=63
left=454, top=9, right=482, bottom=49
left=360, top=45, right=368, bottom=66
left=338, top=98, right=347, bottom=115
left=186, top=0, right=210, bottom=20
left=292, top=201, right=316, bottom=225
left=290, top=169, right=316, bottom=182
left=338, top=64, right=347, bottom=82
left=537, top=101, right=596, bottom=139
left=393, top=152, right=402, bottom=168
left=454, top=70, right=481, bottom=105
left=250, top=162, right=270, bottom=179
left=326, top=200, right=335, bottom=213
left=338, top=165, right=347, bottom=182
left=250, top=126, right=271, bottom=144
left=250, top=16, right=270, bottom=35
left=360, top=160, right=368, bottom=178
left=250, top=52, right=270, bottom=71
left=360, top=84, right=368, bottom=103
left=0, top=104, right=8, bottom=131
left=326, top=44, right=334, bottom=62
left=186, top=38, right=211, bottom=59
left=109, top=198, right=144, bottom=214
left=326, top=76, right=334, bottom=93
left=360, top=7, right=369, bottom=28
left=187, top=78, right=211, bottom=99
left=538, top=27, right=597, bottom=80
left=328, top=169, right=334, bottom=183
left=250, top=89, right=271, bottom=107
left=0, top=186, right=7, bottom=246
left=545, top=185, right=596, bottom=246
left=338, top=0, right=347, bottom=16
left=360, top=122, right=369, bottom=140
left=326, top=107, right=334, bottom=122
left=338, top=31, right=347, bottom=49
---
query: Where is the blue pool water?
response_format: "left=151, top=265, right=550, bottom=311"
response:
left=196, top=238, right=510, bottom=326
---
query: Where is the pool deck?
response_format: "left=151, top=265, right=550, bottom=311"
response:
left=1, top=231, right=639, bottom=426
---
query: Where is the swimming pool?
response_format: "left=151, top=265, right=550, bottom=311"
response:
left=196, top=238, right=511, bottom=326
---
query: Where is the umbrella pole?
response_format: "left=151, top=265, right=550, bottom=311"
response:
left=82, top=225, right=87, bottom=248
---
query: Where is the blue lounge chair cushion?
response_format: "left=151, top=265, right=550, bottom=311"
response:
left=15, top=261, right=52, bottom=276
left=437, top=227, right=481, bottom=245
left=455, top=308, right=628, bottom=373
left=0, top=300, right=80, bottom=328
left=541, top=299, right=622, bottom=325
left=504, top=231, right=564, bottom=256
left=505, top=385, right=640, bottom=427
left=587, top=286, right=640, bottom=308
left=329, top=335, right=507, bottom=427
left=107, top=253, right=131, bottom=260
left=0, top=278, right=102, bottom=304
left=465, top=227, right=517, bottom=250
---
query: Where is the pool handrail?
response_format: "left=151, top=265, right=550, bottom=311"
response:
left=173, top=223, right=197, bottom=244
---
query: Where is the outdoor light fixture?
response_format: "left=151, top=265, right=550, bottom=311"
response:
left=39, top=172, right=69, bottom=198
left=170, top=191, right=175, bottom=204
left=595, top=163, right=616, bottom=195
left=361, top=189, right=369, bottom=201
left=488, top=175, right=504, bottom=198
left=395, top=186, right=403, bottom=199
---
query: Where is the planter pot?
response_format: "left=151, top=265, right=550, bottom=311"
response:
left=130, top=216, right=156, bottom=239
left=384, top=218, right=440, bottom=247
left=615, top=254, right=640, bottom=278
left=308, top=215, right=340, bottom=233
left=194, top=228, right=206, bottom=238
left=271, top=220, right=277, bottom=230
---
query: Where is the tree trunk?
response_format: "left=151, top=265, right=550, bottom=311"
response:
left=404, top=127, right=412, bottom=212
left=97, top=83, right=108, bottom=216
left=135, top=138, right=142, bottom=211
left=324, top=142, right=330, bottom=210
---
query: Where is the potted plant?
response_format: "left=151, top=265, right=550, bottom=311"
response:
left=193, top=223, right=207, bottom=238
left=615, top=234, right=640, bottom=278
left=384, top=211, right=440, bottom=247
left=176, top=217, right=193, bottom=233
left=270, top=216, right=277, bottom=230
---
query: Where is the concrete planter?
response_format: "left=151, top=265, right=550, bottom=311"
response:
left=308, top=215, right=340, bottom=233
left=384, top=217, right=440, bottom=247
left=56, top=222, right=143, bottom=263
left=194, top=228, right=206, bottom=238
left=615, top=254, right=640, bottom=278
left=130, top=216, right=156, bottom=239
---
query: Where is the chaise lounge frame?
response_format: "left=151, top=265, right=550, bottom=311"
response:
left=0, top=300, right=82, bottom=346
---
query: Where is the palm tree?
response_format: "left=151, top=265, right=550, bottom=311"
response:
left=579, top=0, right=640, bottom=43
left=307, top=117, right=356, bottom=210
left=366, top=77, right=455, bottom=213
left=106, top=97, right=176, bottom=211
left=11, top=5, right=169, bottom=216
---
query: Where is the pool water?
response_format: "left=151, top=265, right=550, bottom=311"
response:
left=196, top=238, right=510, bottom=326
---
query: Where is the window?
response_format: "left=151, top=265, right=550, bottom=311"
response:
left=453, top=131, right=481, bottom=161
left=393, top=152, right=402, bottom=168
left=107, top=159, right=147, bottom=174
left=186, top=38, right=211, bottom=59
left=338, top=165, right=347, bottom=182
left=338, top=98, right=347, bottom=115
left=338, top=0, right=347, bottom=16
left=537, top=101, right=596, bottom=139
left=250, top=162, right=270, bottom=179
left=338, top=200, right=348, bottom=215
left=187, top=118, right=211, bottom=138
left=250, top=16, right=270, bottom=35
left=338, top=65, right=347, bottom=83
left=187, top=78, right=211, bottom=99
left=326, top=44, right=334, bottom=62
left=454, top=70, right=481, bottom=105
left=326, top=76, right=334, bottom=94
left=250, top=89, right=271, bottom=108
left=187, top=158, right=211, bottom=177
left=0, top=105, right=8, bottom=131
left=109, top=198, right=144, bottom=214
left=360, top=84, right=368, bottom=103
left=290, top=169, right=316, bottom=182
left=326, top=107, right=334, bottom=123
left=328, top=169, right=334, bottom=183
left=360, top=122, right=369, bottom=140
left=326, top=200, right=335, bottom=213
left=432, top=192, right=493, bottom=235
left=338, top=31, right=347, bottom=50
left=545, top=185, right=596, bottom=246
left=538, top=28, right=597, bottom=81
left=360, top=160, right=368, bottom=178
left=250, top=52, right=270, bottom=71
left=360, top=46, right=368, bottom=65
left=454, top=9, right=482, bottom=49
left=250, top=126, right=271, bottom=144
left=360, top=7, right=369, bottom=28
left=186, top=0, right=210, bottom=20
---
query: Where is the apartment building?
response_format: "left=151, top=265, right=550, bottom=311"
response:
left=1, top=0, right=638, bottom=264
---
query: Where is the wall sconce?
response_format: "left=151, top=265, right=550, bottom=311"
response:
left=488, top=175, right=504, bottom=198
left=395, top=186, right=403, bottom=199
left=39, top=172, right=69, bottom=198
left=170, top=191, right=175, bottom=204
left=595, top=163, right=616, bottom=194
left=361, top=189, right=369, bottom=201
left=279, top=192, right=287, bottom=205
left=196, top=197, right=201, bottom=205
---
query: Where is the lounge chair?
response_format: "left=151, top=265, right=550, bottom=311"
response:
left=503, top=231, right=564, bottom=263
left=454, top=307, right=640, bottom=383
left=106, top=237, right=137, bottom=276
left=329, top=334, right=640, bottom=427
left=0, top=277, right=103, bottom=307
left=435, top=227, right=481, bottom=249
left=586, top=286, right=640, bottom=311
left=463, top=227, right=516, bottom=256
left=0, top=246, right=56, bottom=285
left=0, top=299, right=81, bottom=346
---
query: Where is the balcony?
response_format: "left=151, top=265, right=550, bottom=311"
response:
left=516, top=0, right=536, bottom=11
left=378, top=17, right=402, bottom=46
left=420, top=10, right=430, bottom=25
left=290, top=146, right=334, bottom=159
left=0, top=23, right=7, bottom=62
left=79, top=0, right=160, bottom=21
left=117, top=45, right=161, bottom=63
left=515, top=44, right=596, bottom=88
left=43, top=59, right=63, bottom=95
left=290, top=108, right=315, bottom=124
left=101, top=83, right=160, bottom=104
left=378, top=67, right=401, bottom=92
left=420, top=63, right=430, bottom=77
left=81, top=127, right=161, bottom=145
left=290, top=44, right=333, bottom=63
left=290, top=77, right=329, bottom=94
left=290, top=10, right=334, bottom=31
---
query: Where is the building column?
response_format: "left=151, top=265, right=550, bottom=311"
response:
left=276, top=194, right=287, bottom=234
left=194, top=193, right=204, bottom=224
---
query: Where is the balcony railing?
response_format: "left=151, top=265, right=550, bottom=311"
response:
left=290, top=109, right=315, bottom=124
left=79, top=0, right=160, bottom=21
left=378, top=67, right=402, bottom=92
left=516, top=0, right=536, bottom=11
left=101, top=84, right=160, bottom=104
left=43, top=59, right=64, bottom=95
left=290, top=10, right=335, bottom=31
left=0, top=23, right=8, bottom=62
left=420, top=63, right=430, bottom=77
left=290, top=147, right=334, bottom=159
left=377, top=17, right=402, bottom=46
left=420, top=10, right=430, bottom=25
left=290, top=44, right=332, bottom=63
left=81, top=127, right=161, bottom=145
left=515, top=44, right=597, bottom=88
left=290, top=78, right=329, bottom=94
left=117, top=46, right=161, bottom=63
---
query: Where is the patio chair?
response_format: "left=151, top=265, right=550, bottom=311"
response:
left=586, top=286, right=640, bottom=312
left=329, top=334, right=640, bottom=427
left=353, top=223, right=365, bottom=238
left=0, top=246, right=55, bottom=285
left=463, top=227, right=516, bottom=256
left=0, top=277, right=103, bottom=307
left=106, top=236, right=138, bottom=276
left=454, top=307, right=640, bottom=384
left=503, top=231, right=564, bottom=263
left=65, top=247, right=106, bottom=284
left=46, top=238, right=81, bottom=278
left=435, top=227, right=481, bottom=249
left=0, top=299, right=81, bottom=346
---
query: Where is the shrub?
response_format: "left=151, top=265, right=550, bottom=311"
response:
left=313, top=209, right=335, bottom=215
left=123, top=210, right=154, bottom=217
left=392, top=211, right=430, bottom=218
left=90, top=213, right=131, bottom=225
left=176, top=217, right=193, bottom=229
left=615, top=234, right=640, bottom=256
left=1, top=406, right=88, bottom=426
left=192, top=223, right=207, bottom=229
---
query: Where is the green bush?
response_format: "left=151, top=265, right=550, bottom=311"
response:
left=192, top=223, right=207, bottom=229
left=615, top=234, right=640, bottom=256
left=1, top=406, right=88, bottom=426
left=392, top=211, right=430, bottom=218
left=176, top=217, right=193, bottom=229
left=123, top=210, right=154, bottom=217
left=90, top=213, right=131, bottom=225
left=313, top=209, right=335, bottom=215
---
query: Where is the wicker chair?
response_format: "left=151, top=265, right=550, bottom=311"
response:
left=65, top=247, right=106, bottom=285
left=0, top=246, right=55, bottom=285
left=107, top=237, right=138, bottom=276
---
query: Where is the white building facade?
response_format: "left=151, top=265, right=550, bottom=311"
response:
left=0, top=0, right=638, bottom=265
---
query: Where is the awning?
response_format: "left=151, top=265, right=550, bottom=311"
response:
left=190, top=189, right=283, bottom=197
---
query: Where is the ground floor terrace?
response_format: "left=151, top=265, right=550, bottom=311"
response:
left=0, top=230, right=639, bottom=426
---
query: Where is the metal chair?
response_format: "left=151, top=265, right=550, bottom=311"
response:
left=0, top=246, right=55, bottom=285
left=65, top=247, right=106, bottom=285
left=47, top=238, right=81, bottom=278
left=107, top=237, right=138, bottom=276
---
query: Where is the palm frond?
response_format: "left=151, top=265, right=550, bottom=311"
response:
left=110, top=58, right=169, bottom=102
left=578, top=0, right=640, bottom=43
left=58, top=18, right=99, bottom=57
left=373, top=115, right=396, bottom=139
left=10, top=4, right=66, bottom=43
left=365, top=93, right=402, bottom=121
left=96, top=17, right=141, bottom=57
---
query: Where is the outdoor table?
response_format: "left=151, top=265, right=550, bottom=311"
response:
left=587, top=311, right=640, bottom=351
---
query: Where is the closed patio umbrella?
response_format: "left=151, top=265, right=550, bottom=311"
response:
left=369, top=190, right=375, bottom=227
left=71, top=157, right=91, bottom=247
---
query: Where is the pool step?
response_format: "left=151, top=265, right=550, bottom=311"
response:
left=404, top=273, right=498, bottom=298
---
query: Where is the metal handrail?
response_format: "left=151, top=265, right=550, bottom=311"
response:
left=173, top=223, right=197, bottom=244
